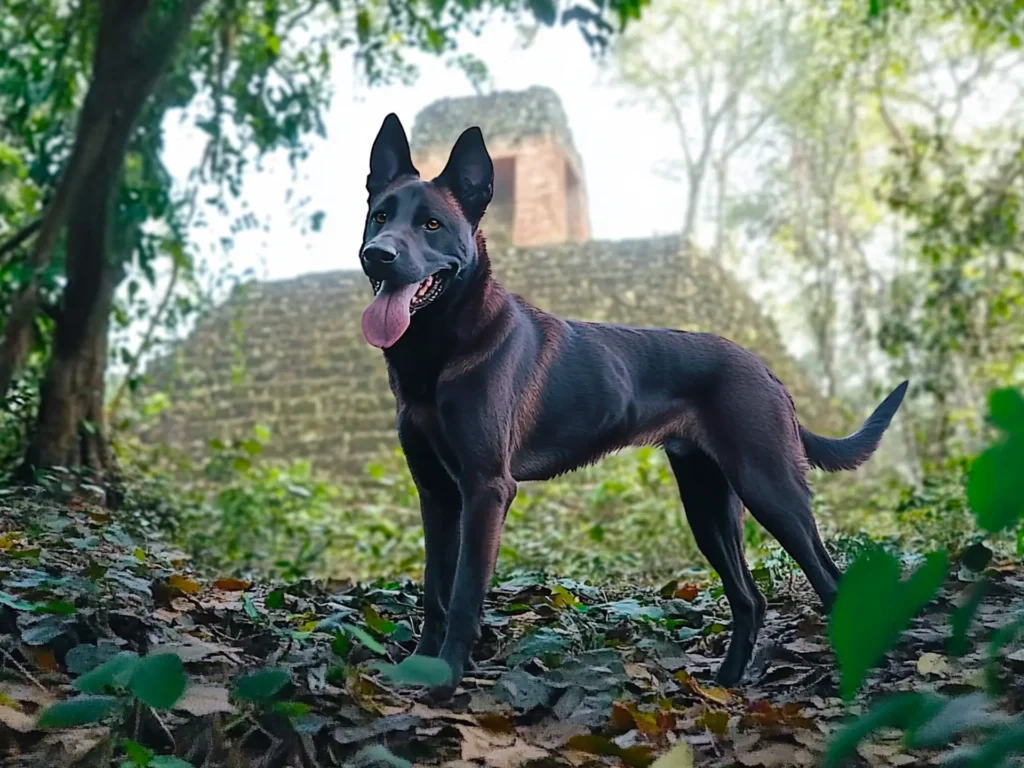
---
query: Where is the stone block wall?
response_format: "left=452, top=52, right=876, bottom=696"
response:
left=413, top=135, right=591, bottom=247
left=140, top=236, right=838, bottom=482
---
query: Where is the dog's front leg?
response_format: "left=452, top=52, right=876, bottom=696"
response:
left=434, top=473, right=516, bottom=698
left=398, top=416, right=461, bottom=659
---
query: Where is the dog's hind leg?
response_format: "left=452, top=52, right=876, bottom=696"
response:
left=724, top=458, right=840, bottom=611
left=667, top=447, right=767, bottom=687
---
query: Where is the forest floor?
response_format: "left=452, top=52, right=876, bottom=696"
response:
left=1, top=489, right=1023, bottom=768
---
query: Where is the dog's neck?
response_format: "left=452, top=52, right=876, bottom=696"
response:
left=382, top=229, right=511, bottom=405
left=454, top=230, right=508, bottom=339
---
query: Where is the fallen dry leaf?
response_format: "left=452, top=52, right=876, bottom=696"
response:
left=174, top=684, right=235, bottom=716
left=30, top=648, right=58, bottom=672
left=0, top=704, right=35, bottom=733
left=488, top=741, right=550, bottom=768
left=650, top=740, right=694, bottom=768
left=212, top=577, right=251, bottom=591
left=916, top=652, right=951, bottom=677
left=674, top=670, right=733, bottom=704
left=168, top=573, right=201, bottom=594
left=673, top=583, right=700, bottom=601
left=737, top=744, right=815, bottom=767
left=697, top=708, right=729, bottom=737
left=457, top=724, right=516, bottom=760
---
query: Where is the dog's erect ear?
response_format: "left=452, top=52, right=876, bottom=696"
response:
left=435, top=127, right=493, bottom=228
left=367, top=113, right=418, bottom=202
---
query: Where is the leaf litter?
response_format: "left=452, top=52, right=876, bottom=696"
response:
left=1, top=491, right=1023, bottom=767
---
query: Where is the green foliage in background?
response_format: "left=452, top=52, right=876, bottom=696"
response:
left=825, top=387, right=1024, bottom=765
left=116, top=419, right=991, bottom=590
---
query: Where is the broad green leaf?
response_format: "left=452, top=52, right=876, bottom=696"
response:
left=243, top=595, right=261, bottom=620
left=351, top=745, right=412, bottom=768
left=20, top=616, right=69, bottom=645
left=37, top=695, right=119, bottom=728
left=265, top=590, right=284, bottom=609
left=985, top=614, right=1024, bottom=692
left=373, top=656, right=451, bottom=687
left=75, top=651, right=140, bottom=693
left=150, top=757, right=194, bottom=768
left=967, top=388, right=1024, bottom=534
left=129, top=653, right=187, bottom=709
left=824, top=692, right=943, bottom=767
left=507, top=627, right=572, bottom=667
left=988, top=387, right=1024, bottom=432
left=331, top=632, right=350, bottom=658
left=528, top=0, right=558, bottom=26
left=273, top=700, right=310, bottom=716
left=122, top=739, right=154, bottom=766
left=943, top=719, right=1024, bottom=766
left=340, top=622, right=387, bottom=655
left=35, top=599, right=76, bottom=615
left=364, top=605, right=398, bottom=635
left=233, top=668, right=290, bottom=703
left=948, top=578, right=988, bottom=657
left=829, top=548, right=948, bottom=700
left=0, top=592, right=37, bottom=611
left=905, top=692, right=1013, bottom=749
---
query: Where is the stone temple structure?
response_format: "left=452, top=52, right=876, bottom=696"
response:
left=141, top=87, right=836, bottom=482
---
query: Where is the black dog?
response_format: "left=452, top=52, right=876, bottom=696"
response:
left=358, top=113, right=908, bottom=698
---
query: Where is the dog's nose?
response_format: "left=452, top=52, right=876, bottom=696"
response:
left=361, top=243, right=399, bottom=266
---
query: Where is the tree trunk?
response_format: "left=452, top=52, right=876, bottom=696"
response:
left=23, top=266, right=120, bottom=477
left=17, top=0, right=207, bottom=498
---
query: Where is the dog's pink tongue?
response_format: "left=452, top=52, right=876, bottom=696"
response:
left=361, top=281, right=420, bottom=349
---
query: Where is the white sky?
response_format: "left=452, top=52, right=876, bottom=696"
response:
left=159, top=19, right=688, bottom=284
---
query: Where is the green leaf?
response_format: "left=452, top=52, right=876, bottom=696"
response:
left=948, top=578, right=988, bottom=657
left=905, top=692, right=1012, bottom=750
left=35, top=599, right=76, bottom=615
left=129, top=653, right=187, bottom=709
left=20, top=616, right=69, bottom=645
left=0, top=591, right=38, bottom=611
left=373, top=656, right=451, bottom=687
left=988, top=387, right=1024, bottom=431
left=331, top=631, right=350, bottom=658
left=243, top=595, right=261, bottom=620
left=967, top=388, right=1024, bottom=534
left=75, top=651, right=140, bottom=693
left=829, top=548, right=948, bottom=700
left=528, top=0, right=558, bottom=25
left=355, top=8, right=371, bottom=43
left=824, top=692, right=943, bottom=767
left=273, top=700, right=310, bottom=716
left=241, top=439, right=263, bottom=456
left=265, top=590, right=284, bottom=610
left=37, top=695, right=120, bottom=728
left=340, top=622, right=387, bottom=655
left=364, top=605, right=398, bottom=635
left=507, top=627, right=572, bottom=667
left=351, top=745, right=412, bottom=768
left=150, top=757, right=194, bottom=768
left=233, top=668, right=290, bottom=703
left=123, top=739, right=154, bottom=766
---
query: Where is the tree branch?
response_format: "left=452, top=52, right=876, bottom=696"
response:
left=0, top=219, right=42, bottom=264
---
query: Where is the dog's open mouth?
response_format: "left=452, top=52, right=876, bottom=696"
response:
left=361, top=271, right=448, bottom=349
left=369, top=271, right=446, bottom=313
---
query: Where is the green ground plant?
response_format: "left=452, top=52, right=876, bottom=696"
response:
left=825, top=386, right=1024, bottom=766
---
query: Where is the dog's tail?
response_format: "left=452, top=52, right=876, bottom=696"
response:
left=799, top=380, right=909, bottom=472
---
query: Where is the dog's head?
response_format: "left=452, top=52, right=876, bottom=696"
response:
left=358, top=113, right=493, bottom=350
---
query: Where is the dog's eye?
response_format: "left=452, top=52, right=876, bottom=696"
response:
left=424, top=218, right=440, bottom=231
left=372, top=211, right=387, bottom=224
